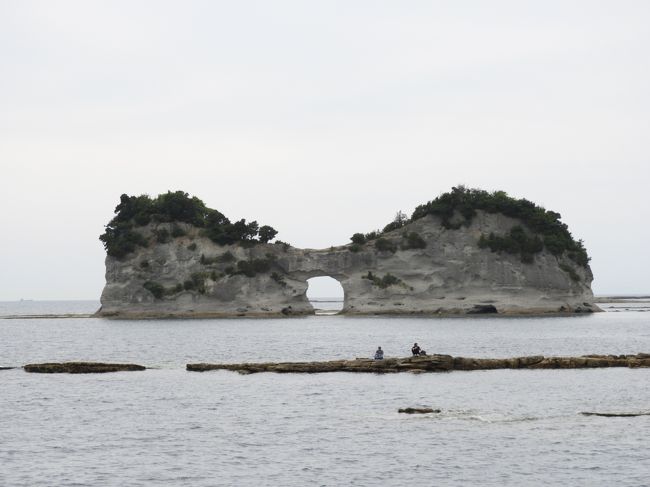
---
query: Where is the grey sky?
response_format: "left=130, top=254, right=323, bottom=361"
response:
left=1, top=0, right=649, bottom=299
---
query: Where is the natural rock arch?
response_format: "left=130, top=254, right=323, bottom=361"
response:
left=306, top=276, right=344, bottom=313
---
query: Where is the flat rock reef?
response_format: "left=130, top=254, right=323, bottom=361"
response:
left=186, top=353, right=650, bottom=374
left=23, top=362, right=146, bottom=373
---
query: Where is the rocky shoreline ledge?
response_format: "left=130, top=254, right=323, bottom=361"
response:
left=186, top=353, right=650, bottom=374
left=96, top=308, right=599, bottom=320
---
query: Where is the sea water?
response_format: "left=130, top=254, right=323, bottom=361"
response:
left=1, top=301, right=649, bottom=486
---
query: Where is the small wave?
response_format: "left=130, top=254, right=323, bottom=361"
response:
left=443, top=410, right=542, bottom=423
left=467, top=415, right=491, bottom=423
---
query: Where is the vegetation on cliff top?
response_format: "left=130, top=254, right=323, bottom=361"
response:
left=349, top=186, right=590, bottom=268
left=412, top=186, right=589, bottom=267
left=350, top=227, right=426, bottom=253
left=100, top=191, right=278, bottom=258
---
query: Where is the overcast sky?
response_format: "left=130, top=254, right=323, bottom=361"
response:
left=1, top=0, right=649, bottom=300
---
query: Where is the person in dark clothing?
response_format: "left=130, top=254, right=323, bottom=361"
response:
left=411, top=343, right=421, bottom=356
left=374, top=347, right=384, bottom=360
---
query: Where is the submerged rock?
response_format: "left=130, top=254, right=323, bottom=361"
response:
left=23, top=362, right=146, bottom=374
left=187, top=353, right=650, bottom=374
left=398, top=408, right=441, bottom=414
left=580, top=412, right=650, bottom=417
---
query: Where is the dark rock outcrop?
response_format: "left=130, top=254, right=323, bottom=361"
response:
left=467, top=304, right=498, bottom=314
left=398, top=408, right=441, bottom=414
left=23, top=362, right=146, bottom=374
left=581, top=412, right=650, bottom=417
left=187, top=353, right=650, bottom=374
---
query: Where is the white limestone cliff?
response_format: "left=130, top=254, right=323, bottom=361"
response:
left=97, top=211, right=596, bottom=318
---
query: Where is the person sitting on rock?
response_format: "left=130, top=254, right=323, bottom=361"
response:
left=411, top=343, right=421, bottom=356
left=374, top=347, right=384, bottom=360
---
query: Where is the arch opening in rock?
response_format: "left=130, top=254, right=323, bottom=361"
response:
left=306, top=276, right=344, bottom=315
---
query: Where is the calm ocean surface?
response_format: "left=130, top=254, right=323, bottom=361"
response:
left=1, top=300, right=649, bottom=486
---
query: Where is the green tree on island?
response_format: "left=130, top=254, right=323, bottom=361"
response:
left=100, top=191, right=278, bottom=258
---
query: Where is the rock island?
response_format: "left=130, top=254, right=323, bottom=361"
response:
left=97, top=187, right=596, bottom=318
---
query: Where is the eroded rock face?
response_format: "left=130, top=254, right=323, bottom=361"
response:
left=98, top=211, right=596, bottom=318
